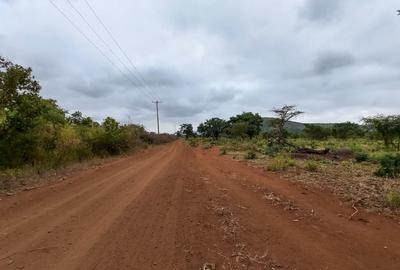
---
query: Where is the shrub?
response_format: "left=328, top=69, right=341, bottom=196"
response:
left=304, top=161, right=319, bottom=172
left=264, top=145, right=281, bottom=157
left=187, top=139, right=198, bottom=147
left=202, top=143, right=212, bottom=149
left=219, top=147, right=227, bottom=155
left=374, top=154, right=400, bottom=178
left=354, top=152, right=369, bottom=163
left=386, top=190, right=400, bottom=208
left=267, top=154, right=296, bottom=171
left=245, top=150, right=256, bottom=160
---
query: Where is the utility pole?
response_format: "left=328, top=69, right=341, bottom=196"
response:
left=152, top=101, right=162, bottom=134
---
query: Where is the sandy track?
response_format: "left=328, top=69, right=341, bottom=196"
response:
left=1, top=141, right=399, bottom=269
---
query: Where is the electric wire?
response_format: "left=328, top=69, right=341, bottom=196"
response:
left=64, top=0, right=157, bottom=101
left=83, top=0, right=161, bottom=100
left=48, top=0, right=154, bottom=101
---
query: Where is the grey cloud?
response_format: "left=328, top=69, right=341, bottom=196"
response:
left=1, top=0, right=399, bottom=132
left=313, top=52, right=355, bottom=75
left=300, top=0, right=346, bottom=23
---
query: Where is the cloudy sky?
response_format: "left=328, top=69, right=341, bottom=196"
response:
left=1, top=0, right=399, bottom=132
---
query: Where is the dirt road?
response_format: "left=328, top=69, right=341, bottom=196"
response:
left=1, top=141, right=400, bottom=270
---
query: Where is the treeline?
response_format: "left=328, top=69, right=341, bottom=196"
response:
left=303, top=116, right=400, bottom=150
left=0, top=57, right=174, bottom=170
left=178, top=112, right=263, bottom=140
left=178, top=105, right=400, bottom=151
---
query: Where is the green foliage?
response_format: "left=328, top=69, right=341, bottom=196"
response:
left=197, top=117, right=227, bottom=140
left=374, top=154, right=400, bottom=178
left=363, top=115, right=400, bottom=150
left=354, top=152, right=369, bottom=163
left=332, top=122, right=365, bottom=139
left=187, top=138, right=198, bottom=147
left=303, top=124, right=331, bottom=140
left=269, top=105, right=303, bottom=146
left=0, top=56, right=174, bottom=175
left=229, top=121, right=250, bottom=139
left=245, top=150, right=256, bottom=160
left=386, top=190, right=400, bottom=208
left=228, top=112, right=263, bottom=139
left=263, top=145, right=282, bottom=157
left=266, top=154, right=296, bottom=171
left=179, top=123, right=195, bottom=139
left=304, top=161, right=319, bottom=172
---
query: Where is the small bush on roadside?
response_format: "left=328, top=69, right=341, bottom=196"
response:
left=219, top=147, right=227, bottom=155
left=202, top=143, right=212, bottom=149
left=354, top=152, right=369, bottom=163
left=386, top=190, right=400, bottom=208
left=187, top=139, right=198, bottom=147
left=374, top=154, right=400, bottom=178
left=245, top=150, right=256, bottom=160
left=266, top=154, right=296, bottom=171
left=264, top=145, right=282, bottom=157
left=304, top=161, right=320, bottom=172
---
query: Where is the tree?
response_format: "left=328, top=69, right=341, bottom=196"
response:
left=363, top=115, right=400, bottom=150
left=197, top=117, right=227, bottom=140
left=229, top=121, right=250, bottom=139
left=228, top=112, right=263, bottom=138
left=179, top=123, right=194, bottom=139
left=332, top=122, right=364, bottom=139
left=269, top=105, right=303, bottom=145
left=304, top=124, right=331, bottom=140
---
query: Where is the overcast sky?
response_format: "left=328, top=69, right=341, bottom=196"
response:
left=1, top=0, right=400, bottom=132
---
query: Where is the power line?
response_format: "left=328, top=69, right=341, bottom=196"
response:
left=47, top=0, right=154, bottom=101
left=83, top=0, right=161, bottom=100
left=64, top=0, right=157, bottom=101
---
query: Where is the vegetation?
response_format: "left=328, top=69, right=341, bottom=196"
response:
left=178, top=123, right=195, bottom=139
left=266, top=154, right=295, bottom=171
left=178, top=103, right=400, bottom=214
left=268, top=105, right=303, bottom=146
left=0, top=57, right=174, bottom=189
left=197, top=117, right=227, bottom=140
left=374, top=154, right=400, bottom=178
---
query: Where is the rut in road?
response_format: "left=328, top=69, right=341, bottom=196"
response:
left=1, top=141, right=400, bottom=270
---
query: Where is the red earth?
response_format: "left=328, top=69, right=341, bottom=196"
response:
left=1, top=141, right=399, bottom=269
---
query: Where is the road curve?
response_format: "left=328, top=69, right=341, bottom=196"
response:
left=1, top=141, right=400, bottom=269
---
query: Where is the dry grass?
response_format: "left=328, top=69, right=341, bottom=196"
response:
left=223, top=147, right=400, bottom=218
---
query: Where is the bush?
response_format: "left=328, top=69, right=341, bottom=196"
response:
left=219, top=147, right=227, bottom=155
left=374, top=154, right=400, bottom=178
left=245, top=150, right=256, bottom=160
left=354, top=152, right=369, bottom=163
left=266, top=154, right=295, bottom=171
left=264, top=145, right=282, bottom=157
left=386, top=190, right=400, bottom=208
left=203, top=143, right=212, bottom=149
left=187, top=139, right=198, bottom=147
left=304, top=161, right=319, bottom=172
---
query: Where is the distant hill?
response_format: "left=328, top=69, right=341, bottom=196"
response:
left=262, top=117, right=335, bottom=134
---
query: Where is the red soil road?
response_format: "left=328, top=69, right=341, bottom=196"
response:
left=1, top=141, right=400, bottom=270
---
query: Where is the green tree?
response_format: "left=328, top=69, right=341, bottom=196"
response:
left=304, top=124, right=331, bottom=140
left=179, top=123, right=195, bottom=139
left=269, top=105, right=303, bottom=145
left=228, top=112, right=263, bottom=138
left=197, top=117, right=227, bottom=140
left=363, top=115, right=400, bottom=149
left=332, top=122, right=364, bottom=139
